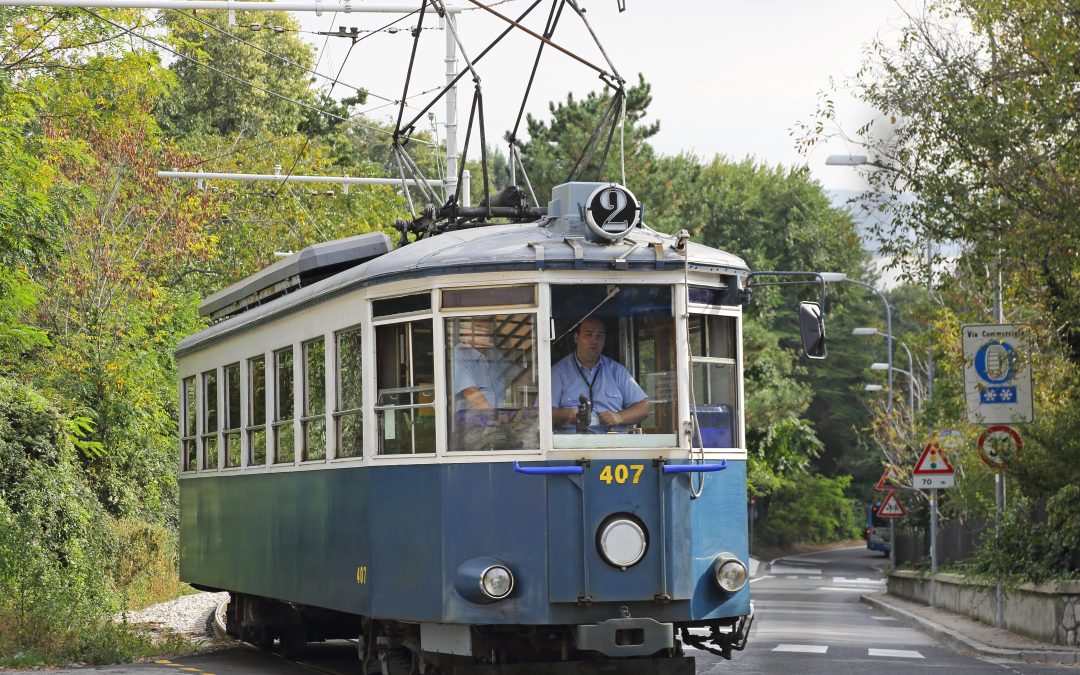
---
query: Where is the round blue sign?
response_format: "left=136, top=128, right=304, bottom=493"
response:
left=974, top=340, right=1015, bottom=384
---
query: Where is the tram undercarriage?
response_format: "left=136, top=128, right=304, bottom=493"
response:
left=224, top=592, right=751, bottom=673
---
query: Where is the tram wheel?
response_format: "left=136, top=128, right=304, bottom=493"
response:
left=280, top=625, right=307, bottom=660
left=252, top=627, right=275, bottom=652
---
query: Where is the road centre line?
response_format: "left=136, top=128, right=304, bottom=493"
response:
left=869, top=648, right=925, bottom=658
left=772, top=644, right=829, bottom=653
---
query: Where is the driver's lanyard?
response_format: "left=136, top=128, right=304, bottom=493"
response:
left=573, top=356, right=601, bottom=404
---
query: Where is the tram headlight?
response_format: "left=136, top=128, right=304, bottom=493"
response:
left=480, top=565, right=514, bottom=600
left=712, top=553, right=748, bottom=593
left=597, top=514, right=648, bottom=569
left=456, top=557, right=515, bottom=603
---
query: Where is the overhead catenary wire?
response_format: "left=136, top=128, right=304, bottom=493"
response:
left=81, top=8, right=404, bottom=141
left=166, top=8, right=381, bottom=102
left=462, top=0, right=614, bottom=81
left=397, top=0, right=545, bottom=134
left=268, top=32, right=358, bottom=201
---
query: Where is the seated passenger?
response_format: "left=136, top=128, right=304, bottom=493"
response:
left=453, top=316, right=520, bottom=413
left=551, top=317, right=649, bottom=434
left=452, top=316, right=534, bottom=449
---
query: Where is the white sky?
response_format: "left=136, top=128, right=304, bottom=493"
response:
left=296, top=1, right=913, bottom=192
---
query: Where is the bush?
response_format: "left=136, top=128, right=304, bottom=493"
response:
left=969, top=485, right=1080, bottom=584
left=0, top=378, right=188, bottom=666
left=760, top=473, right=862, bottom=549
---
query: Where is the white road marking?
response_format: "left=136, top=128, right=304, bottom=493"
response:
left=870, top=616, right=898, bottom=621
left=772, top=644, right=828, bottom=654
left=770, top=564, right=823, bottom=575
left=749, top=574, right=773, bottom=583
left=815, top=586, right=869, bottom=592
left=832, top=576, right=883, bottom=584
left=869, top=648, right=925, bottom=659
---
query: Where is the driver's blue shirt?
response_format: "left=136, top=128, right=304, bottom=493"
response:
left=551, top=354, right=647, bottom=433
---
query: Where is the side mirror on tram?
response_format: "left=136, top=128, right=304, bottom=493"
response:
left=799, top=301, right=827, bottom=360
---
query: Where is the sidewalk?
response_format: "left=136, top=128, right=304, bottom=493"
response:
left=862, top=592, right=1080, bottom=665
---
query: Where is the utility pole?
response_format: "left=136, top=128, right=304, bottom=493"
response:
left=993, top=249, right=1005, bottom=628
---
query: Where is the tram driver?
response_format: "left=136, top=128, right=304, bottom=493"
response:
left=551, top=317, right=649, bottom=434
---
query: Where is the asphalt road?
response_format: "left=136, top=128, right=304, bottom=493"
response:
left=51, top=546, right=1077, bottom=674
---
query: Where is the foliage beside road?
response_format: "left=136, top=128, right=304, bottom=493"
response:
left=0, top=6, right=882, bottom=666
left=803, top=0, right=1080, bottom=581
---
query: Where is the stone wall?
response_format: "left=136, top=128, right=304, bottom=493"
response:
left=888, top=571, right=1080, bottom=645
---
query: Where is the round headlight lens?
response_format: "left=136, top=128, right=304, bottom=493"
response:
left=713, top=555, right=748, bottom=593
left=598, top=517, right=648, bottom=568
left=480, top=565, right=513, bottom=600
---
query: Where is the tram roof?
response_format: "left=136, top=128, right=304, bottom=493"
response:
left=178, top=186, right=748, bottom=356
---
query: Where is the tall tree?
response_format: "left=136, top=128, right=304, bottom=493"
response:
left=158, top=10, right=321, bottom=138
left=512, top=74, right=660, bottom=202
left=801, top=0, right=1080, bottom=574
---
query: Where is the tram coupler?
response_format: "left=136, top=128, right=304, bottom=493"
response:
left=678, top=605, right=754, bottom=660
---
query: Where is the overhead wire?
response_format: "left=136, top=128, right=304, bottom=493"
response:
left=166, top=8, right=379, bottom=102
left=268, top=32, right=359, bottom=201
left=81, top=8, right=400, bottom=141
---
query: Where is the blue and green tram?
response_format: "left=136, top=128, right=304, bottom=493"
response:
left=177, top=182, right=801, bottom=673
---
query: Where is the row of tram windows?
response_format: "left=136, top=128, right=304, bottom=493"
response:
left=179, top=283, right=740, bottom=471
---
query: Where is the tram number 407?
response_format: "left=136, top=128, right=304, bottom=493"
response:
left=355, top=565, right=368, bottom=584
left=598, top=464, right=645, bottom=485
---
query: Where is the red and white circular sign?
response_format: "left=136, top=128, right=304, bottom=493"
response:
left=978, top=425, right=1022, bottom=469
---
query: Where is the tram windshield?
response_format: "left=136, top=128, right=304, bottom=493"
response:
left=550, top=284, right=678, bottom=448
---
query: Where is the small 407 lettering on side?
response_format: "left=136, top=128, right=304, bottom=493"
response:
left=598, top=464, right=645, bottom=485
left=356, top=565, right=368, bottom=584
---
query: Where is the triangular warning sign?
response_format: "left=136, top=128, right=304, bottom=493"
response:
left=913, top=441, right=955, bottom=475
left=878, top=492, right=906, bottom=518
left=875, top=465, right=902, bottom=491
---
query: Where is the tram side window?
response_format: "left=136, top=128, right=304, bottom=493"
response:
left=445, top=314, right=539, bottom=451
left=302, top=337, right=326, bottom=462
left=374, top=319, right=435, bottom=455
left=247, top=355, right=267, bottom=466
left=181, top=376, right=196, bottom=471
left=335, top=327, right=363, bottom=458
left=223, top=363, right=241, bottom=468
left=549, top=284, right=677, bottom=445
left=201, top=370, right=218, bottom=470
left=689, top=314, right=738, bottom=448
left=274, top=347, right=295, bottom=464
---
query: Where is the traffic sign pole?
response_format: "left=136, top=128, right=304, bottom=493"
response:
left=930, top=487, right=938, bottom=604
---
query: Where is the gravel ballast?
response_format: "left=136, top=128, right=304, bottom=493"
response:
left=118, top=591, right=229, bottom=642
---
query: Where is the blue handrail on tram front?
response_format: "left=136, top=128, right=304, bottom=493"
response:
left=661, top=459, right=727, bottom=474
left=512, top=460, right=726, bottom=475
left=513, top=461, right=584, bottom=475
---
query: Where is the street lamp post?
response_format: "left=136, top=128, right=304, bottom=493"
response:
left=822, top=275, right=894, bottom=416
left=822, top=273, right=897, bottom=568
left=825, top=153, right=934, bottom=401
left=859, top=331, right=922, bottom=408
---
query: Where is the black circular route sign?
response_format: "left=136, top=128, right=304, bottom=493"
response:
left=584, top=184, right=640, bottom=241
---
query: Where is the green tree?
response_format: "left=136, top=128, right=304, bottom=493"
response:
left=803, top=0, right=1080, bottom=575
left=512, top=74, right=660, bottom=201
left=158, top=10, right=320, bottom=138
